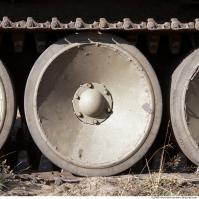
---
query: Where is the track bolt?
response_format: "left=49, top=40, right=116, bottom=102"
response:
left=87, top=83, right=92, bottom=88
left=76, top=112, right=82, bottom=117
left=107, top=108, right=112, bottom=113
left=74, top=94, right=79, bottom=100
left=172, top=22, right=179, bottom=29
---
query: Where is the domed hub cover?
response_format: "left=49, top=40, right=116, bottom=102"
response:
left=72, top=83, right=113, bottom=125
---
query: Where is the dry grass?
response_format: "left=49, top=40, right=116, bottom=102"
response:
left=144, top=121, right=172, bottom=195
left=37, top=174, right=197, bottom=196
left=0, top=159, right=13, bottom=191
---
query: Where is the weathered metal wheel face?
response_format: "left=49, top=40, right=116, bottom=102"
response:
left=185, top=73, right=199, bottom=147
left=25, top=33, right=162, bottom=176
left=0, top=60, right=15, bottom=150
left=170, top=49, right=199, bottom=166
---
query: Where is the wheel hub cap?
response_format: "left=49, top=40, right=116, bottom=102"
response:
left=72, top=83, right=113, bottom=125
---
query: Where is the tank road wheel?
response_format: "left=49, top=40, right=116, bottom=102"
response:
left=170, top=49, right=199, bottom=166
left=24, top=33, right=162, bottom=176
left=0, top=60, right=15, bottom=149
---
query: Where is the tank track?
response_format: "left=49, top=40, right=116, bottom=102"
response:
left=0, top=17, right=198, bottom=31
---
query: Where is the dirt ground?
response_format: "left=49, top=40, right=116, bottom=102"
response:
left=0, top=172, right=198, bottom=196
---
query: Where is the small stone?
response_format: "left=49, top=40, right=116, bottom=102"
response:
left=76, top=112, right=82, bottom=117
left=74, top=94, right=79, bottom=99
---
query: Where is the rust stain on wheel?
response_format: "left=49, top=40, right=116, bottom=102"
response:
left=24, top=33, right=162, bottom=176
left=171, top=49, right=199, bottom=166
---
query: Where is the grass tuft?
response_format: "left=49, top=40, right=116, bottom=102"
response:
left=0, top=159, right=13, bottom=191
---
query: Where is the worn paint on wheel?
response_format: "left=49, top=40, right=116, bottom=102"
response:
left=171, top=49, right=199, bottom=166
left=25, top=33, right=162, bottom=176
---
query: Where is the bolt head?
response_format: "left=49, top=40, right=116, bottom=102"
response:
left=104, top=89, right=108, bottom=95
left=107, top=108, right=112, bottom=113
left=87, top=83, right=92, bottom=88
left=74, top=94, right=79, bottom=99
left=76, top=112, right=82, bottom=117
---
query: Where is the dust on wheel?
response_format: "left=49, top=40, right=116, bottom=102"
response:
left=0, top=60, right=16, bottom=150
left=171, top=49, right=199, bottom=166
left=24, top=33, right=162, bottom=176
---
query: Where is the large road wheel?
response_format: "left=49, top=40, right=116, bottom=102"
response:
left=0, top=60, right=15, bottom=149
left=24, top=33, right=162, bottom=176
left=171, top=49, right=199, bottom=166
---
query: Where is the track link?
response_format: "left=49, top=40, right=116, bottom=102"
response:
left=0, top=17, right=199, bottom=32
